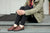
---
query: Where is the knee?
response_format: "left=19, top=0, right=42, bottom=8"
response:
left=20, top=6, right=25, bottom=10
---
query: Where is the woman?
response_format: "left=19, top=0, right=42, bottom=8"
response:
left=8, top=0, right=44, bottom=31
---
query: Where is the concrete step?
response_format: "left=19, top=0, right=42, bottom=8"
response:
left=0, top=15, right=50, bottom=26
left=0, top=21, right=50, bottom=26
left=0, top=26, right=50, bottom=33
left=0, top=29, right=50, bottom=33
left=0, top=26, right=50, bottom=29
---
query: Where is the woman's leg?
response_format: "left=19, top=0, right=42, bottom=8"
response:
left=8, top=14, right=23, bottom=31
left=20, top=15, right=28, bottom=25
left=31, top=15, right=38, bottom=23
left=14, top=15, right=28, bottom=31
left=14, top=6, right=25, bottom=25
left=27, top=15, right=38, bottom=23
left=15, top=14, right=22, bottom=25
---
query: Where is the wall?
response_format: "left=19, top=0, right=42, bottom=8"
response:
left=0, top=0, right=49, bottom=14
left=43, top=0, right=49, bottom=14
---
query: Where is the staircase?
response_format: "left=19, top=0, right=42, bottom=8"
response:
left=0, top=15, right=50, bottom=33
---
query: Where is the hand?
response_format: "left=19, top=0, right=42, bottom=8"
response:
left=17, top=10, right=25, bottom=15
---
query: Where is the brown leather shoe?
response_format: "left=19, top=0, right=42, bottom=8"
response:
left=14, top=26, right=24, bottom=31
left=8, top=26, right=16, bottom=31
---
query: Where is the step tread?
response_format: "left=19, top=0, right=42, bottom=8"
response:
left=0, top=26, right=50, bottom=29
left=0, top=25, right=50, bottom=33
left=0, top=29, right=50, bottom=33
left=0, top=21, right=50, bottom=25
left=0, top=15, right=50, bottom=26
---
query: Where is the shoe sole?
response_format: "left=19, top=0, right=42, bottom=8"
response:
left=14, top=29, right=24, bottom=31
left=8, top=30, right=13, bottom=31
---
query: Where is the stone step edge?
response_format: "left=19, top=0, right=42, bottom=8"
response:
left=0, top=21, right=50, bottom=26
left=0, top=23, right=50, bottom=26
left=0, top=29, right=50, bottom=33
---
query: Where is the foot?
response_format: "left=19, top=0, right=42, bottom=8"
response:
left=14, top=26, right=24, bottom=31
left=8, top=26, right=17, bottom=31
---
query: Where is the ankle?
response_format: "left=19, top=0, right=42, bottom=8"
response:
left=19, top=25, right=24, bottom=28
left=14, top=24, right=18, bottom=27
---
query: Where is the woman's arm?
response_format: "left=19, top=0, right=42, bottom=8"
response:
left=25, top=0, right=44, bottom=15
